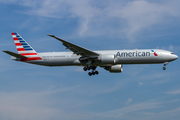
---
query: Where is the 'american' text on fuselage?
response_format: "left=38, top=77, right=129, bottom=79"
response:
left=116, top=51, right=151, bottom=57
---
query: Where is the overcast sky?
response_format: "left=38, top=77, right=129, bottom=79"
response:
left=0, top=0, right=180, bottom=120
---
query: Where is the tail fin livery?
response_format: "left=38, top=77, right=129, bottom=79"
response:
left=11, top=32, right=37, bottom=57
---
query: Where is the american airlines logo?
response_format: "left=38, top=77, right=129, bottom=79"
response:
left=151, top=50, right=158, bottom=56
left=115, top=50, right=158, bottom=57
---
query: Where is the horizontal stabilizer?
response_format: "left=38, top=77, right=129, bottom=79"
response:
left=3, top=50, right=27, bottom=58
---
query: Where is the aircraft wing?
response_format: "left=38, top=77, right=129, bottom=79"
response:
left=3, top=50, right=27, bottom=58
left=47, top=34, right=99, bottom=57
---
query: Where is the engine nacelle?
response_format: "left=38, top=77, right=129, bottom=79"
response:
left=105, top=64, right=123, bottom=73
left=99, top=54, right=115, bottom=64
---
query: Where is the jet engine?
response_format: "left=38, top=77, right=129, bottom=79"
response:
left=105, top=64, right=123, bottom=73
left=99, top=54, right=115, bottom=64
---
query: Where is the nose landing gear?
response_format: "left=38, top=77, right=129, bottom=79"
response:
left=163, top=66, right=166, bottom=70
left=163, top=62, right=168, bottom=70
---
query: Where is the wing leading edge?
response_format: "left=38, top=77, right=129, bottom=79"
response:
left=47, top=34, right=99, bottom=57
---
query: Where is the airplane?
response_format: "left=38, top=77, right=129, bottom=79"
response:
left=3, top=32, right=178, bottom=76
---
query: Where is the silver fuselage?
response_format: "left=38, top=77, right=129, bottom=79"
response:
left=12, top=49, right=178, bottom=67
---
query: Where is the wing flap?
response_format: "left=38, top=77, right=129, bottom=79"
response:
left=3, top=50, right=27, bottom=58
left=47, top=34, right=99, bottom=57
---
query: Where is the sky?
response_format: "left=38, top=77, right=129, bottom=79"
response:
left=0, top=0, right=180, bottom=120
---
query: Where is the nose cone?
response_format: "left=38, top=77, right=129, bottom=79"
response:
left=175, top=55, right=178, bottom=60
left=172, top=54, right=178, bottom=61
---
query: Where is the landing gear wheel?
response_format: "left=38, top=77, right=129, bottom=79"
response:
left=92, top=72, right=95, bottom=75
left=83, top=67, right=87, bottom=71
left=95, top=71, right=99, bottom=75
left=163, top=67, right=166, bottom=70
left=88, top=72, right=92, bottom=76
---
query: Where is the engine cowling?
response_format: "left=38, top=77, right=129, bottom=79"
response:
left=105, top=64, right=123, bottom=73
left=99, top=54, right=115, bottom=64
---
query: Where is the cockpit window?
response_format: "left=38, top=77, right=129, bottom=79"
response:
left=171, top=53, right=175, bottom=55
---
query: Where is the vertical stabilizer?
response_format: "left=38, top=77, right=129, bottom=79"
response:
left=11, top=32, right=37, bottom=57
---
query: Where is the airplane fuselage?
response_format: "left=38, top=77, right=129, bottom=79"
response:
left=12, top=49, right=178, bottom=67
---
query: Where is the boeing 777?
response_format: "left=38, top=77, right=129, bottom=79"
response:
left=3, top=33, right=178, bottom=76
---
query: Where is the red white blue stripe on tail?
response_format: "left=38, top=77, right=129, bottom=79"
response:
left=12, top=32, right=42, bottom=61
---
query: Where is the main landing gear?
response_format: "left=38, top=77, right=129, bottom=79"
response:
left=163, top=62, right=168, bottom=70
left=88, top=71, right=99, bottom=76
left=83, top=66, right=99, bottom=76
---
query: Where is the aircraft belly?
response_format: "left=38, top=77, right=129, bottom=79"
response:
left=43, top=57, right=81, bottom=66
